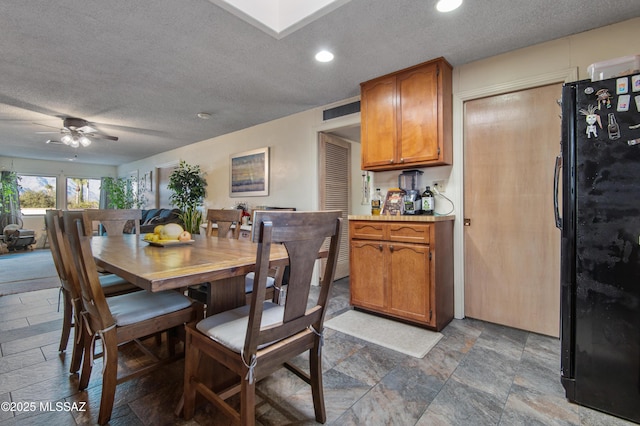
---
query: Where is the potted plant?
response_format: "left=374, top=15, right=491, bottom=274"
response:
left=101, top=177, right=145, bottom=209
left=0, top=171, right=22, bottom=228
left=168, top=160, right=207, bottom=234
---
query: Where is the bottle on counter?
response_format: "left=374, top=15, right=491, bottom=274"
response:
left=371, top=188, right=383, bottom=216
left=422, top=186, right=434, bottom=215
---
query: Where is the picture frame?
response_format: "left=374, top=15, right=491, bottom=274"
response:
left=230, top=147, right=269, bottom=197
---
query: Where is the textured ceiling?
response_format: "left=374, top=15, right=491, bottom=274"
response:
left=1, top=0, right=639, bottom=166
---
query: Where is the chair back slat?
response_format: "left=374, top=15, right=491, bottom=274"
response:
left=246, top=210, right=342, bottom=354
left=83, top=209, right=142, bottom=236
left=45, top=209, right=80, bottom=298
left=205, top=209, right=242, bottom=239
left=63, top=211, right=115, bottom=333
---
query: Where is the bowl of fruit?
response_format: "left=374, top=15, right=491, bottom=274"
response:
left=143, top=224, right=193, bottom=246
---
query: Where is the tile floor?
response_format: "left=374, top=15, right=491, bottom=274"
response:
left=0, top=278, right=636, bottom=425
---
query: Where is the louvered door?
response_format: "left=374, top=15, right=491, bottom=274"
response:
left=319, top=132, right=350, bottom=279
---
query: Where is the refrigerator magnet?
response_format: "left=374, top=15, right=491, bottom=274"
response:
left=579, top=105, right=602, bottom=139
left=634, top=95, right=640, bottom=112
left=617, top=94, right=630, bottom=112
left=616, top=77, right=629, bottom=94
left=596, top=89, right=612, bottom=109
left=632, top=75, right=640, bottom=92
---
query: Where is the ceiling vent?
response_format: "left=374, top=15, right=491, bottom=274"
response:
left=323, top=101, right=360, bottom=121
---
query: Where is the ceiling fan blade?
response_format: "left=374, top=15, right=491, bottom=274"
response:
left=33, top=122, right=63, bottom=130
left=85, top=132, right=118, bottom=141
left=35, top=131, right=61, bottom=134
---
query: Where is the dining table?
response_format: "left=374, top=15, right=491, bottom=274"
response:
left=90, top=233, right=289, bottom=315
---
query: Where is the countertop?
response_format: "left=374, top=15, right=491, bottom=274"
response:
left=348, top=214, right=455, bottom=222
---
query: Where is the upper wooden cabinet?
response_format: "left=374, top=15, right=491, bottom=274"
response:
left=360, top=57, right=452, bottom=171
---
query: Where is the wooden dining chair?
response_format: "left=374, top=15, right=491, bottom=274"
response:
left=83, top=208, right=142, bottom=236
left=182, top=210, right=342, bottom=425
left=45, top=210, right=138, bottom=373
left=63, top=211, right=203, bottom=425
left=205, top=208, right=242, bottom=238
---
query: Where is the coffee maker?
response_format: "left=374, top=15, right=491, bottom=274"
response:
left=399, top=170, right=423, bottom=215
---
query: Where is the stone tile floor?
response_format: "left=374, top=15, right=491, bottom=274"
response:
left=0, top=278, right=636, bottom=425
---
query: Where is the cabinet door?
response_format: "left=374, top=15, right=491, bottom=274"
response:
left=397, top=63, right=440, bottom=165
left=361, top=76, right=396, bottom=169
left=350, top=240, right=386, bottom=310
left=388, top=242, right=432, bottom=324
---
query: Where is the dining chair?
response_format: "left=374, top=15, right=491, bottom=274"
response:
left=83, top=208, right=142, bottom=236
left=182, top=210, right=342, bottom=425
left=205, top=208, right=243, bottom=239
left=45, top=209, right=138, bottom=372
left=62, top=211, right=203, bottom=425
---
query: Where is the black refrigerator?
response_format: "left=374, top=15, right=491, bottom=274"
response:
left=557, top=74, right=640, bottom=423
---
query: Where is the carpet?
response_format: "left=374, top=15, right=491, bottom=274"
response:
left=324, top=310, right=443, bottom=358
left=0, top=249, right=60, bottom=296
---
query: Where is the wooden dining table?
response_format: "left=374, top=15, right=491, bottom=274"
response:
left=90, top=233, right=289, bottom=315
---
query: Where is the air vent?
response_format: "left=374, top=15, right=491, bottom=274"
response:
left=323, top=101, right=360, bottom=121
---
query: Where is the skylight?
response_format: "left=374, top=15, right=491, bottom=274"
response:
left=208, top=0, right=351, bottom=39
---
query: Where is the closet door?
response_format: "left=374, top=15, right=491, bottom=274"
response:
left=464, top=83, right=561, bottom=337
left=319, top=132, right=350, bottom=279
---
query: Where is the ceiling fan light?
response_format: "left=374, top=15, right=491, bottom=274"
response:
left=61, top=134, right=72, bottom=145
left=436, top=0, right=462, bottom=12
left=70, top=136, right=80, bottom=148
left=79, top=136, right=92, bottom=147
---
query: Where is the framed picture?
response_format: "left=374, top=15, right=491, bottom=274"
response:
left=230, top=147, right=269, bottom=197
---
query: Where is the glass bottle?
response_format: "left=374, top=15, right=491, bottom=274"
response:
left=421, top=186, right=434, bottom=215
left=371, top=188, right=382, bottom=216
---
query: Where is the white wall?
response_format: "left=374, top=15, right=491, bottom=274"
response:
left=119, top=99, right=365, bottom=215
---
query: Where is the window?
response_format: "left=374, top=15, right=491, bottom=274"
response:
left=18, top=175, right=57, bottom=215
left=66, top=178, right=101, bottom=210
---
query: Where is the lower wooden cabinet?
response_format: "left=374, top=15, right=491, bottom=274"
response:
left=349, top=219, right=453, bottom=331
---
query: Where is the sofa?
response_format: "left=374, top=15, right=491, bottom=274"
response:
left=125, top=208, right=183, bottom=234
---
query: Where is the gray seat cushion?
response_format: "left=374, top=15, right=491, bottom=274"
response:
left=244, top=272, right=275, bottom=293
left=107, top=290, right=192, bottom=326
left=196, top=302, right=284, bottom=353
left=99, top=274, right=136, bottom=294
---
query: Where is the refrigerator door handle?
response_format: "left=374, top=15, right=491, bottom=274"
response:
left=554, top=153, right=562, bottom=229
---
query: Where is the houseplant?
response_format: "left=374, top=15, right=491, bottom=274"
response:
left=168, top=161, right=207, bottom=234
left=0, top=171, right=22, bottom=228
left=101, top=177, right=145, bottom=209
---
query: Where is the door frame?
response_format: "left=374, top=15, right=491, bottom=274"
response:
left=451, top=68, right=577, bottom=319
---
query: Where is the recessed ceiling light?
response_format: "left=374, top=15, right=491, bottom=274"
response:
left=436, top=0, right=462, bottom=12
left=197, top=112, right=212, bottom=119
left=315, top=50, right=334, bottom=63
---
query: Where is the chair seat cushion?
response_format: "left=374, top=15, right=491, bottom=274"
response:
left=196, top=302, right=284, bottom=353
left=244, top=272, right=275, bottom=294
left=98, top=274, right=137, bottom=295
left=107, top=290, right=193, bottom=327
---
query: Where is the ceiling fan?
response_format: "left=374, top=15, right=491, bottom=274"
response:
left=36, top=117, right=118, bottom=147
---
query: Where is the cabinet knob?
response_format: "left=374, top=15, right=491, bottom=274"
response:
left=378, top=244, right=383, bottom=251
left=388, top=159, right=393, bottom=164
left=389, top=245, right=394, bottom=252
left=399, top=158, right=404, bottom=163
left=464, top=218, right=471, bottom=226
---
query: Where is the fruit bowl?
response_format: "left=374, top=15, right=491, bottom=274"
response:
left=144, top=239, right=194, bottom=247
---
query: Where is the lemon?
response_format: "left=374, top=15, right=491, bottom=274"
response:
left=153, top=224, right=165, bottom=235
